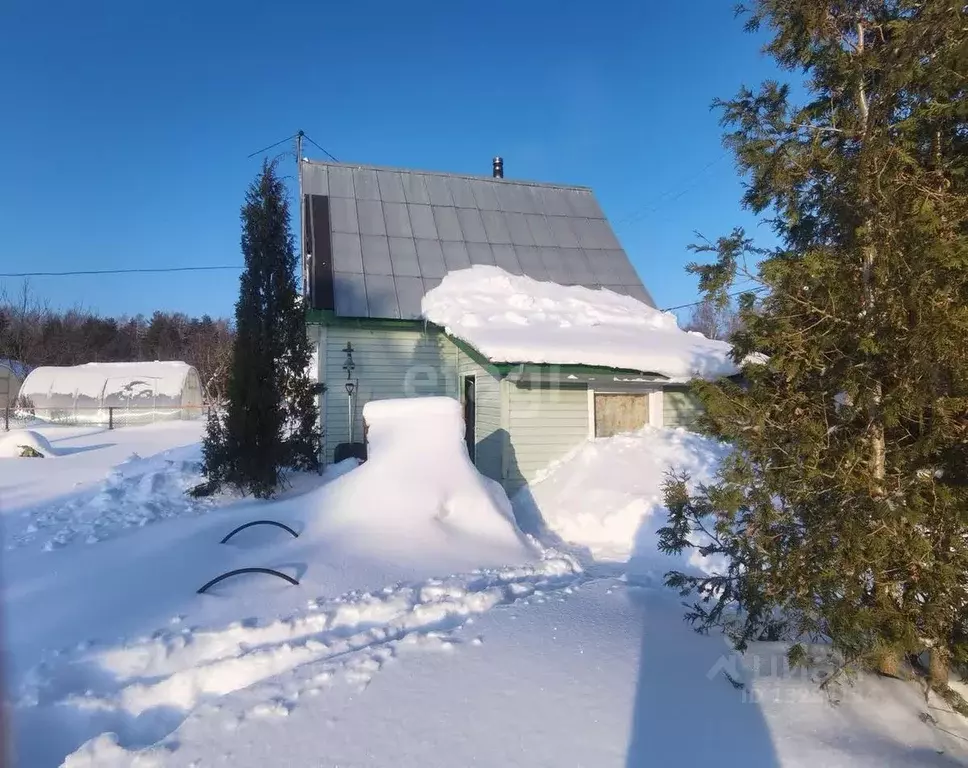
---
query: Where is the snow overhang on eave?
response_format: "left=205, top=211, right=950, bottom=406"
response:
left=498, top=363, right=669, bottom=386
left=446, top=335, right=670, bottom=385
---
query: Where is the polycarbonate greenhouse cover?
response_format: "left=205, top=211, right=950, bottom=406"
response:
left=20, top=362, right=196, bottom=402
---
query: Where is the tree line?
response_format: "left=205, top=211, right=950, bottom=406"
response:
left=0, top=284, right=234, bottom=402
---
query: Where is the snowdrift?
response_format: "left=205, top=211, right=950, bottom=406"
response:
left=0, top=429, right=58, bottom=458
left=514, top=426, right=728, bottom=571
left=422, top=265, right=738, bottom=380
left=315, top=397, right=530, bottom=557
left=7, top=446, right=209, bottom=551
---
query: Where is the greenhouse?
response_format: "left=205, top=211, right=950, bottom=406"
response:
left=0, top=359, right=27, bottom=411
left=18, top=361, right=204, bottom=425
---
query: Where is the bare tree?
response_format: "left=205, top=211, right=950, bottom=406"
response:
left=0, top=281, right=50, bottom=368
left=186, top=317, right=234, bottom=403
left=680, top=298, right=742, bottom=342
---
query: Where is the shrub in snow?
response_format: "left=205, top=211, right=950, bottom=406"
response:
left=0, top=430, right=57, bottom=458
left=320, top=397, right=528, bottom=554
left=202, top=161, right=320, bottom=498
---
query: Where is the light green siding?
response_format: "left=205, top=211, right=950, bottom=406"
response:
left=504, top=383, right=589, bottom=496
left=663, top=385, right=703, bottom=429
left=321, top=325, right=458, bottom=462
left=457, top=349, right=503, bottom=482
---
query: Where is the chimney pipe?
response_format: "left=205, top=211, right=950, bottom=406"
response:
left=492, top=156, right=504, bottom=179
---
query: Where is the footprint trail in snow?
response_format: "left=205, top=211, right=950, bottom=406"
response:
left=17, top=551, right=582, bottom=765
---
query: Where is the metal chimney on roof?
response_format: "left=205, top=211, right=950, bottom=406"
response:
left=492, top=156, right=504, bottom=179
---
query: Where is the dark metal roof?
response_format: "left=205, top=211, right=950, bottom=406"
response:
left=301, top=160, right=654, bottom=319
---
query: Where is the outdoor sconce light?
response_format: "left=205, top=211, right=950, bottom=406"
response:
left=342, top=342, right=356, bottom=395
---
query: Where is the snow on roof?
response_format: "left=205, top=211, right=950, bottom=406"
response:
left=421, top=266, right=739, bottom=381
left=21, top=362, right=197, bottom=401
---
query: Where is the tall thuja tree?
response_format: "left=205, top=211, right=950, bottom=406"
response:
left=659, top=1, right=968, bottom=705
left=203, top=160, right=319, bottom=498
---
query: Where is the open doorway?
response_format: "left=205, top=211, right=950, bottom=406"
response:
left=462, top=375, right=476, bottom=463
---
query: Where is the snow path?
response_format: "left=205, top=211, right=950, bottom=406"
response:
left=8, top=423, right=968, bottom=767
left=16, top=552, right=582, bottom=766
left=70, top=582, right=968, bottom=768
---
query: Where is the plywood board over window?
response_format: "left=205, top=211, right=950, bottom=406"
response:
left=594, top=393, right=648, bottom=438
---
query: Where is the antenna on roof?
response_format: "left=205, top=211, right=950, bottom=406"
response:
left=297, top=131, right=307, bottom=298
left=492, top=156, right=504, bottom=179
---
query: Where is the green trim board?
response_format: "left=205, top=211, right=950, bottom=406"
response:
left=306, top=310, right=430, bottom=331
left=447, top=336, right=506, bottom=377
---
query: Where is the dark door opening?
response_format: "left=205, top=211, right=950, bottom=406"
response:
left=463, top=376, right=476, bottom=463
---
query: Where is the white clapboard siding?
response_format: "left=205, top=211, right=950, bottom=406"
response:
left=323, top=326, right=458, bottom=461
left=504, top=383, right=589, bottom=495
left=457, top=348, right=503, bottom=482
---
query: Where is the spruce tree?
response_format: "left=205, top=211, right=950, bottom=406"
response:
left=658, top=1, right=968, bottom=707
left=202, top=160, right=320, bottom=498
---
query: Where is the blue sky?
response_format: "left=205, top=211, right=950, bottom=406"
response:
left=0, top=0, right=781, bottom=319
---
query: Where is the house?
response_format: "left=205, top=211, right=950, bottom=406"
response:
left=301, top=157, right=735, bottom=495
left=0, top=359, right=27, bottom=410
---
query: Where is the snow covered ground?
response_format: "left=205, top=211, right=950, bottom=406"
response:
left=3, top=416, right=968, bottom=767
left=515, top=425, right=729, bottom=576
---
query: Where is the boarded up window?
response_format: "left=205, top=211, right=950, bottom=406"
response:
left=594, top=393, right=648, bottom=438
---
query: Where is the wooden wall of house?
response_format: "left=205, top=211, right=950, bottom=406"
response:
left=503, top=383, right=589, bottom=497
left=456, top=348, right=503, bottom=483
left=662, top=385, right=703, bottom=429
left=318, top=325, right=458, bottom=463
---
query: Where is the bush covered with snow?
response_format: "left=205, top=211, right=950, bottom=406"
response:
left=316, top=397, right=529, bottom=555
left=0, top=429, right=58, bottom=458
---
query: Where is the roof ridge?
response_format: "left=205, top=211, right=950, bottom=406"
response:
left=300, top=158, right=593, bottom=192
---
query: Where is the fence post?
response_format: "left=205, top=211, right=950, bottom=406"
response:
left=108, top=407, right=114, bottom=430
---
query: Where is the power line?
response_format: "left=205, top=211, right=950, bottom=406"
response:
left=302, top=133, right=339, bottom=163
left=247, top=131, right=338, bottom=162
left=613, top=152, right=730, bottom=227
left=0, top=265, right=243, bottom=278
left=661, top=285, right=766, bottom=313
left=246, top=133, right=298, bottom=159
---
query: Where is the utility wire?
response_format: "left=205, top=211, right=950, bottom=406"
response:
left=614, top=152, right=730, bottom=227
left=302, top=133, right=339, bottom=163
left=0, top=265, right=243, bottom=278
left=661, top=285, right=766, bottom=313
left=246, top=133, right=298, bottom=159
